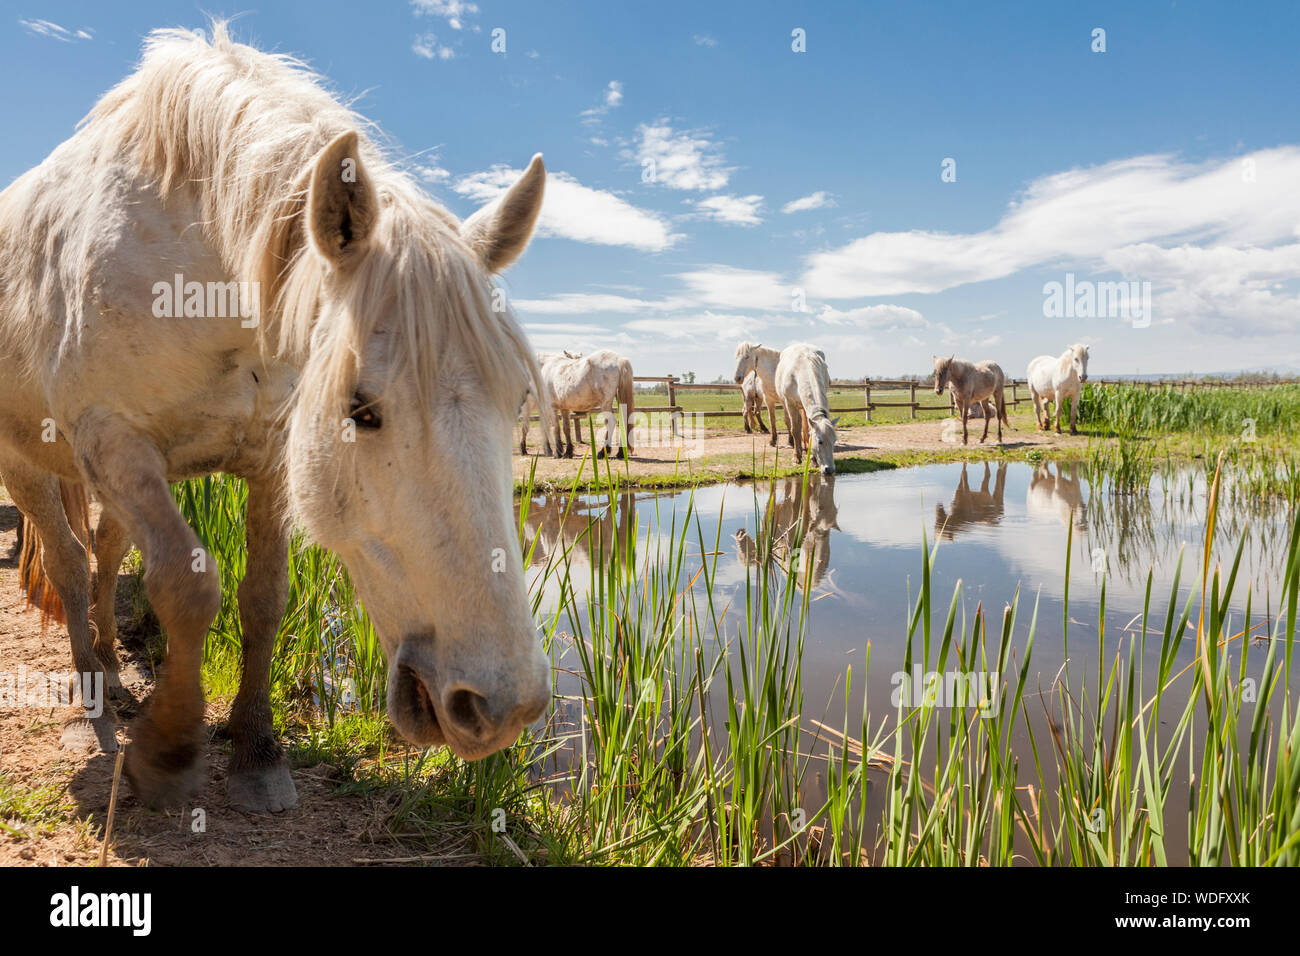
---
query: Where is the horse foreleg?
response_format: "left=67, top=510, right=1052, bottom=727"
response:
left=562, top=411, right=575, bottom=458
left=1, top=460, right=116, bottom=753
left=1054, top=391, right=1063, bottom=434
left=227, top=474, right=297, bottom=812
left=1069, top=394, right=1079, bottom=435
left=961, top=402, right=970, bottom=445
left=768, top=396, right=780, bottom=447
left=80, top=422, right=218, bottom=807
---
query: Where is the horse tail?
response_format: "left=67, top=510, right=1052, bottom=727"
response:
left=618, top=358, right=635, bottom=449
left=19, top=479, right=91, bottom=626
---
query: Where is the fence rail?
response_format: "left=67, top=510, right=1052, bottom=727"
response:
left=625, top=375, right=1267, bottom=422
left=528, top=375, right=1270, bottom=426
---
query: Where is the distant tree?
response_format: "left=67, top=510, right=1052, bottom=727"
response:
left=683, top=371, right=696, bottom=384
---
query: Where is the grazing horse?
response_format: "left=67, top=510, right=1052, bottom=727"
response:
left=933, top=355, right=1010, bottom=445
left=537, top=350, right=634, bottom=459
left=0, top=23, right=552, bottom=810
left=775, top=343, right=839, bottom=475
left=740, top=370, right=769, bottom=434
left=1027, top=343, right=1090, bottom=435
left=733, top=342, right=782, bottom=447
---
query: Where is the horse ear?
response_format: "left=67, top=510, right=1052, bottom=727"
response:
left=830, top=415, right=842, bottom=427
left=307, top=131, right=379, bottom=268
left=460, top=153, right=546, bottom=273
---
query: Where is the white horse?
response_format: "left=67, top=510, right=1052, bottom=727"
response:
left=733, top=342, right=782, bottom=447
left=775, top=343, right=839, bottom=475
left=740, top=370, right=769, bottom=434
left=0, top=23, right=551, bottom=810
left=536, top=350, right=634, bottom=459
left=1027, top=343, right=1090, bottom=434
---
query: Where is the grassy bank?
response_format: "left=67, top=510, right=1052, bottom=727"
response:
left=161, top=450, right=1299, bottom=866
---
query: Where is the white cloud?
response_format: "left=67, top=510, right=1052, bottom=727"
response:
left=781, top=190, right=836, bottom=214
left=802, top=147, right=1300, bottom=320
left=632, top=121, right=732, bottom=191
left=693, top=34, right=718, bottom=47
left=514, top=293, right=687, bottom=315
left=19, top=19, right=92, bottom=42
left=674, top=266, right=792, bottom=311
left=692, top=194, right=764, bottom=226
left=816, top=303, right=929, bottom=332
left=412, top=33, right=455, bottom=59
left=411, top=0, right=478, bottom=29
left=454, top=167, right=679, bottom=251
left=581, top=81, right=624, bottom=123
left=412, top=163, right=451, bottom=183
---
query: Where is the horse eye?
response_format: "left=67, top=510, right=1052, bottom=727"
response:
left=349, top=393, right=382, bottom=430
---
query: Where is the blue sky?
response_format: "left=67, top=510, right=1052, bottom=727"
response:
left=5, top=1, right=1299, bottom=379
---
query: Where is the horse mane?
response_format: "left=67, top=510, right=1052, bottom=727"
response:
left=83, top=20, right=535, bottom=418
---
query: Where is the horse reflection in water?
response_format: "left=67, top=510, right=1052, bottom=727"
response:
left=1025, top=462, right=1087, bottom=531
left=734, top=477, right=840, bottom=592
left=934, top=463, right=1008, bottom=540
left=520, top=492, right=638, bottom=574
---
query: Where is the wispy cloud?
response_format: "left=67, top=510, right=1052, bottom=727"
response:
left=693, top=34, right=718, bottom=47
left=581, top=81, right=624, bottom=124
left=630, top=120, right=732, bottom=191
left=412, top=33, right=455, bottom=59
left=411, top=0, right=478, bottom=30
left=691, top=194, right=764, bottom=226
left=19, top=18, right=92, bottom=42
left=781, top=190, right=836, bottom=214
left=674, top=266, right=792, bottom=311
left=454, top=166, right=679, bottom=251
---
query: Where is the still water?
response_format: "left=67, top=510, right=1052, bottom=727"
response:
left=518, top=460, right=1297, bottom=859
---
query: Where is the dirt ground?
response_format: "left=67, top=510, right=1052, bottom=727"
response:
left=515, top=414, right=1090, bottom=485
left=0, top=493, right=472, bottom=867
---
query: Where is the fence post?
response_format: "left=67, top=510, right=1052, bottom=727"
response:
left=865, top=380, right=872, bottom=422
left=1011, top=381, right=1018, bottom=407
left=910, top=380, right=917, bottom=420
left=667, top=375, right=679, bottom=437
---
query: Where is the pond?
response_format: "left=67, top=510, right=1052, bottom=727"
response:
left=518, top=460, right=1298, bottom=862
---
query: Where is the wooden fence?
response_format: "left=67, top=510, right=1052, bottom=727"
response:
left=529, top=376, right=1266, bottom=427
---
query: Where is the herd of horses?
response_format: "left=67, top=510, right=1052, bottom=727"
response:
left=0, top=24, right=1097, bottom=814
left=518, top=339, right=1092, bottom=469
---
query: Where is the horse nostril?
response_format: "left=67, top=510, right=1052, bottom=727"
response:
left=444, top=687, right=492, bottom=740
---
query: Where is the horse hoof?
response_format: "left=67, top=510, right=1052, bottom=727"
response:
left=228, top=759, right=298, bottom=812
left=125, top=715, right=206, bottom=809
left=60, top=714, right=119, bottom=754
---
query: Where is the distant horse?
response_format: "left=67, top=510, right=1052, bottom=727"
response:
left=776, top=343, right=839, bottom=475
left=740, top=370, right=769, bottom=434
left=0, top=23, right=551, bottom=810
left=1027, top=343, right=1090, bottom=434
left=934, top=463, right=1008, bottom=540
left=733, top=342, right=782, bottom=447
left=538, top=350, right=635, bottom=459
left=933, top=355, right=1010, bottom=445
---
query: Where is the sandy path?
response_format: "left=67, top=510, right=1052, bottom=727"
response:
left=515, top=414, right=1090, bottom=485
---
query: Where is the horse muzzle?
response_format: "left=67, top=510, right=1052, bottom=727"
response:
left=388, top=635, right=550, bottom=759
